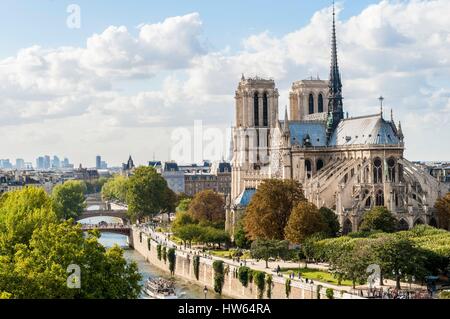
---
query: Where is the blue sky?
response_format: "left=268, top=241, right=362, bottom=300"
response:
left=0, top=0, right=449, bottom=167
left=0, top=0, right=379, bottom=57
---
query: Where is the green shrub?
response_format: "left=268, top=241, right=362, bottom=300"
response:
left=316, top=285, right=323, bottom=299
left=439, top=290, right=450, bottom=299
left=213, top=260, right=225, bottom=294
left=285, top=278, right=292, bottom=299
left=266, top=274, right=273, bottom=299
left=193, top=255, right=200, bottom=280
left=162, top=246, right=167, bottom=263
left=326, top=288, right=334, bottom=299
left=253, top=271, right=266, bottom=299
left=168, top=248, right=176, bottom=276
left=157, top=244, right=162, bottom=260
left=238, top=266, right=251, bottom=288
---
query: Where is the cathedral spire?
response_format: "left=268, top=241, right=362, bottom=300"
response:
left=326, top=1, right=344, bottom=143
left=283, top=106, right=289, bottom=133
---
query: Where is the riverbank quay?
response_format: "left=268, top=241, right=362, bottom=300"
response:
left=131, top=225, right=364, bottom=300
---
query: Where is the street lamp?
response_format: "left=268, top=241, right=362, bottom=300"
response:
left=203, top=286, right=208, bottom=300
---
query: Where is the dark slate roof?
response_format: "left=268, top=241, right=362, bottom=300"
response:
left=218, top=162, right=231, bottom=173
left=234, top=188, right=256, bottom=207
left=149, top=161, right=162, bottom=167
left=164, top=162, right=179, bottom=172
left=288, top=121, right=327, bottom=147
left=330, top=114, right=400, bottom=146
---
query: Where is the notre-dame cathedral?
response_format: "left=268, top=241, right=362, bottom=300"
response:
left=226, top=7, right=447, bottom=237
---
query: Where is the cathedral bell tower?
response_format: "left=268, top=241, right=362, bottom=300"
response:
left=326, top=2, right=344, bottom=143
left=231, top=75, right=279, bottom=199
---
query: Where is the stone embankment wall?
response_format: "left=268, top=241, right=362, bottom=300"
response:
left=131, top=227, right=363, bottom=300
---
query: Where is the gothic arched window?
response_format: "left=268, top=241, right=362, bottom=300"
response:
left=316, top=159, right=324, bottom=171
left=343, top=219, right=352, bottom=235
left=263, top=92, right=268, bottom=127
left=373, top=158, right=383, bottom=183
left=305, top=159, right=312, bottom=179
left=387, top=157, right=396, bottom=182
left=375, top=190, right=384, bottom=206
left=309, top=93, right=314, bottom=114
left=254, top=92, right=259, bottom=126
left=397, top=219, right=409, bottom=231
left=318, top=93, right=324, bottom=113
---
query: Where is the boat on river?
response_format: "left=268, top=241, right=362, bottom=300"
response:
left=143, top=277, right=177, bottom=299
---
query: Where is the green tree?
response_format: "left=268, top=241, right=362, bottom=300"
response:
left=331, top=239, right=374, bottom=289
left=250, top=239, right=289, bottom=268
left=234, top=220, right=252, bottom=249
left=52, top=180, right=87, bottom=220
left=244, top=179, right=305, bottom=240
left=319, top=207, right=340, bottom=237
left=0, top=187, right=57, bottom=253
left=372, top=236, right=427, bottom=290
left=359, top=206, right=397, bottom=233
left=0, top=221, right=141, bottom=298
left=435, top=192, right=450, bottom=230
left=173, top=224, right=203, bottom=248
left=126, top=167, right=175, bottom=221
left=101, top=175, right=129, bottom=203
left=172, top=211, right=195, bottom=231
left=176, top=198, right=192, bottom=212
left=85, top=177, right=109, bottom=194
left=188, top=190, right=225, bottom=225
left=285, top=202, right=327, bottom=244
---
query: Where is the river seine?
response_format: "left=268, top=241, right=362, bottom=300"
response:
left=80, top=216, right=224, bottom=299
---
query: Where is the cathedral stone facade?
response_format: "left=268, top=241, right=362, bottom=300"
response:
left=225, top=8, right=447, bottom=238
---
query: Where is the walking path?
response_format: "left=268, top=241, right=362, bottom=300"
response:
left=135, top=223, right=431, bottom=299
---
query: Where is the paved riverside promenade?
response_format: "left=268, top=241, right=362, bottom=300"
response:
left=132, top=224, right=366, bottom=299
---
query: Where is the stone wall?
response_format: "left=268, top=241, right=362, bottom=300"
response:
left=131, top=228, right=363, bottom=300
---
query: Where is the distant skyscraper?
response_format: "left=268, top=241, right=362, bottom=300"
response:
left=15, top=159, right=25, bottom=170
left=96, top=155, right=102, bottom=169
left=44, top=156, right=51, bottom=170
left=52, top=156, right=61, bottom=169
left=36, top=157, right=45, bottom=170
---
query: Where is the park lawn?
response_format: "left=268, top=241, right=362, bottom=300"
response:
left=209, top=250, right=233, bottom=259
left=281, top=267, right=353, bottom=287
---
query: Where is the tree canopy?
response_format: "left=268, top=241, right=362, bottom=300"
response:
left=0, top=188, right=141, bottom=298
left=284, top=201, right=327, bottom=244
left=359, top=206, right=398, bottom=233
left=243, top=179, right=306, bottom=240
left=435, top=192, right=450, bottom=230
left=250, top=239, right=289, bottom=268
left=319, top=207, right=340, bottom=237
left=101, top=175, right=129, bottom=203
left=188, top=190, right=225, bottom=225
left=52, top=180, right=87, bottom=220
left=126, top=167, right=176, bottom=221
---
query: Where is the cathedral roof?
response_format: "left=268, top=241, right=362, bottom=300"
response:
left=234, top=188, right=256, bottom=207
left=330, top=114, right=401, bottom=146
left=288, top=121, right=328, bottom=147
left=286, top=114, right=401, bottom=148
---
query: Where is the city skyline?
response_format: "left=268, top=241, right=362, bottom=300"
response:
left=0, top=0, right=449, bottom=166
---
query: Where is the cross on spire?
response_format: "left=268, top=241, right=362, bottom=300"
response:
left=379, top=96, right=384, bottom=116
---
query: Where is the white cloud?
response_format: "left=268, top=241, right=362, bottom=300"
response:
left=0, top=2, right=449, bottom=164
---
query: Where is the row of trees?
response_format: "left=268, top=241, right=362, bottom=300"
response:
left=303, top=225, right=450, bottom=289
left=0, top=187, right=141, bottom=298
left=171, top=190, right=229, bottom=248
left=242, top=180, right=339, bottom=245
